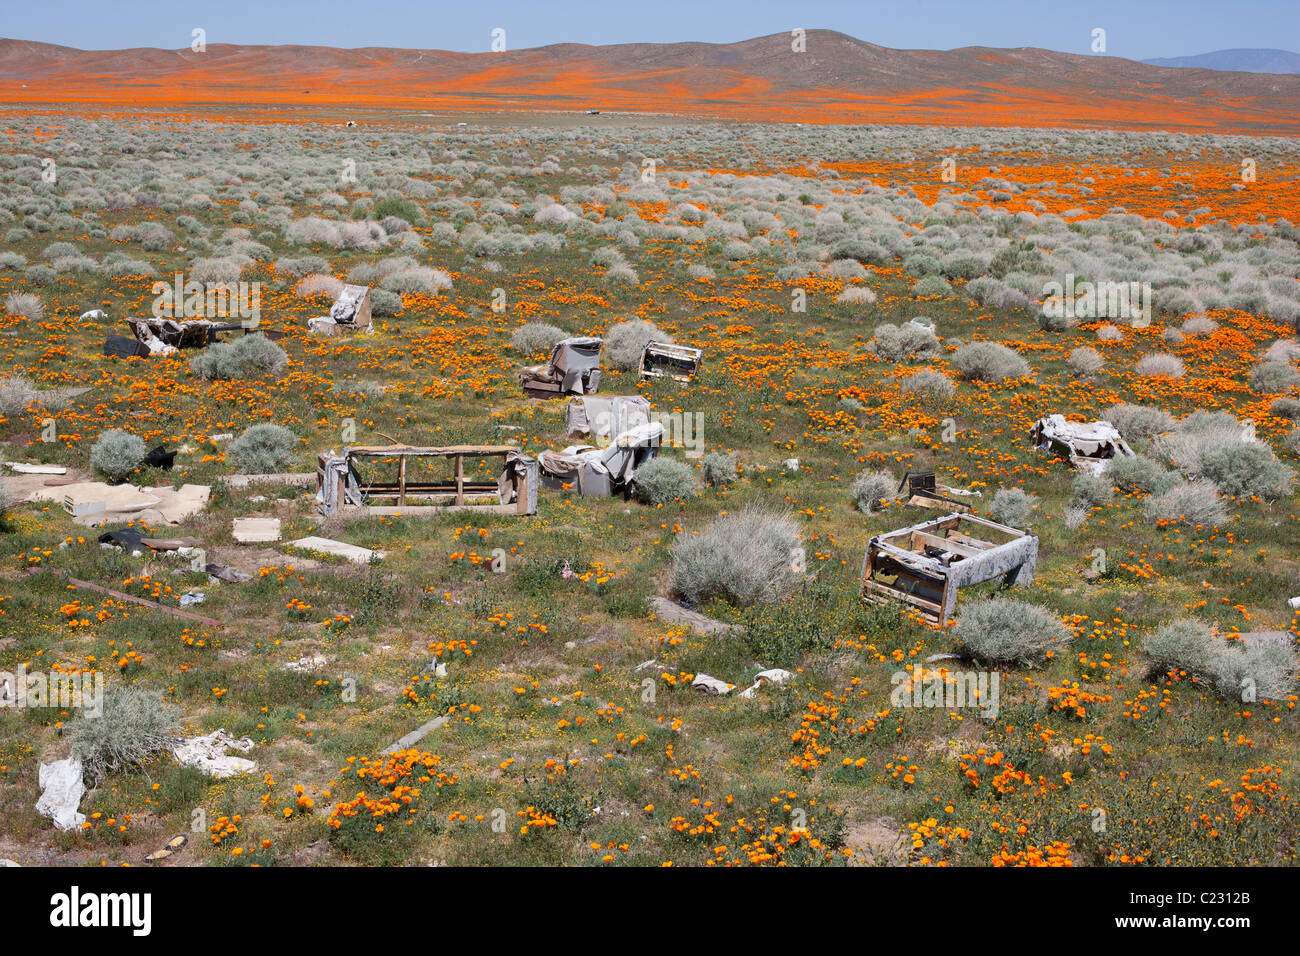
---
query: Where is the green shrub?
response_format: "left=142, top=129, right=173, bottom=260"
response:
left=372, top=197, right=422, bottom=224
left=191, top=334, right=288, bottom=380
left=511, top=321, right=566, bottom=356
left=869, top=322, right=940, bottom=362
left=1144, top=480, right=1228, bottom=527
left=1144, top=619, right=1297, bottom=702
left=989, top=487, right=1037, bottom=527
left=227, top=423, right=297, bottom=474
left=670, top=507, right=801, bottom=607
left=1199, top=440, right=1294, bottom=500
left=1249, top=361, right=1300, bottom=394
left=89, top=429, right=146, bottom=482
left=604, top=319, right=670, bottom=370
left=1103, top=403, right=1175, bottom=441
left=951, top=341, right=1030, bottom=381
left=0, top=375, right=36, bottom=417
left=700, top=452, right=738, bottom=486
left=1107, top=455, right=1176, bottom=494
left=632, top=457, right=696, bottom=505
left=1071, top=472, right=1113, bottom=509
left=900, top=369, right=956, bottom=402
left=851, top=469, right=895, bottom=513
left=72, top=687, right=178, bottom=783
left=955, top=599, right=1071, bottom=666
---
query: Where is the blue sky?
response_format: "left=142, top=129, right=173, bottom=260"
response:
left=6, top=0, right=1297, bottom=58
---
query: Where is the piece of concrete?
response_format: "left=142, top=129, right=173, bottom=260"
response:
left=692, top=673, right=733, bottom=696
left=233, top=516, right=281, bottom=544
left=172, top=730, right=256, bottom=778
left=289, top=536, right=383, bottom=564
left=5, top=462, right=66, bottom=475
left=384, top=715, right=449, bottom=754
left=650, top=596, right=739, bottom=636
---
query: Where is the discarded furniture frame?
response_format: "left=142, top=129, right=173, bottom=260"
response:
left=1030, top=414, right=1134, bottom=475
left=104, top=317, right=280, bottom=358
left=565, top=394, right=652, bottom=442
left=518, top=337, right=603, bottom=398
left=316, top=445, right=538, bottom=516
left=308, top=284, right=373, bottom=336
left=537, top=422, right=663, bottom=498
left=889, top=472, right=977, bottom=513
left=860, top=513, right=1038, bottom=625
left=639, top=341, right=702, bottom=383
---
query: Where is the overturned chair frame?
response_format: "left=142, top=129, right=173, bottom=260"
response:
left=860, top=513, right=1038, bottom=625
left=317, top=445, right=538, bottom=516
left=639, top=341, right=702, bottom=383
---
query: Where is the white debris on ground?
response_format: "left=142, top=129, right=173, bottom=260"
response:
left=172, top=730, right=256, bottom=778
left=738, top=668, right=793, bottom=699
left=35, top=758, right=86, bottom=831
left=284, top=653, right=327, bottom=673
left=232, top=516, right=282, bottom=543
left=691, top=673, right=734, bottom=696
left=288, top=536, right=383, bottom=564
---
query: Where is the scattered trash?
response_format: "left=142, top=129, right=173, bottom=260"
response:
left=172, top=729, right=256, bottom=778
left=143, top=445, right=177, bottom=470
left=888, top=472, right=981, bottom=513
left=861, top=513, right=1039, bottom=626
left=178, top=591, right=205, bottom=607
left=538, top=423, right=664, bottom=498
left=3, top=462, right=66, bottom=475
left=285, top=653, right=327, bottom=673
left=783, top=458, right=800, bottom=472
left=207, top=563, right=253, bottom=584
left=691, top=673, right=733, bottom=696
left=640, top=340, right=702, bottom=383
left=143, top=834, right=188, bottom=864
left=317, top=444, right=537, bottom=516
left=98, top=529, right=200, bottom=553
left=309, top=284, right=373, bottom=335
left=36, top=758, right=86, bottom=831
left=383, top=715, right=449, bottom=754
left=1030, top=415, right=1135, bottom=475
left=68, top=577, right=224, bottom=627
left=80, top=309, right=107, bottom=320
left=232, top=516, right=282, bottom=543
left=565, top=394, right=651, bottom=442
left=32, top=481, right=209, bottom=526
left=518, top=336, right=603, bottom=397
left=739, top=668, right=793, bottom=699
left=1287, top=596, right=1300, bottom=610
left=288, top=536, right=384, bottom=564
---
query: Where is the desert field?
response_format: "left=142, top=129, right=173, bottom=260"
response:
left=1, top=107, right=1299, bottom=868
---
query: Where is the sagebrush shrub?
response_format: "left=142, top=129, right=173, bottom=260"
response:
left=90, top=429, right=145, bottom=482
left=670, top=507, right=801, bottom=606
left=1071, top=472, right=1113, bottom=509
left=72, top=687, right=177, bottom=783
left=511, top=321, right=567, bottom=356
left=1270, top=396, right=1300, bottom=420
left=604, top=319, right=670, bottom=370
left=869, top=322, right=940, bottom=362
left=900, top=369, right=956, bottom=402
left=3, top=292, right=42, bottom=320
left=835, top=286, right=877, bottom=306
left=955, top=599, right=1071, bottom=666
left=1107, top=454, right=1176, bottom=494
left=0, top=375, right=36, bottom=417
left=851, top=469, right=895, bottom=513
left=227, top=423, right=297, bottom=474
left=1249, top=361, right=1300, bottom=394
left=989, top=487, right=1037, bottom=527
left=951, top=341, right=1030, bottom=381
left=191, top=334, right=288, bottom=380
left=1104, top=403, right=1175, bottom=441
left=913, top=275, right=953, bottom=296
left=1144, top=619, right=1297, bottom=702
left=1067, top=347, right=1104, bottom=377
left=1144, top=480, right=1228, bottom=527
left=1136, top=353, right=1185, bottom=378
left=700, top=452, right=738, bottom=486
left=632, top=457, right=696, bottom=505
left=1198, top=440, right=1294, bottom=500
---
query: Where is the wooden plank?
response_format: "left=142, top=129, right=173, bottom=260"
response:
left=397, top=456, right=407, bottom=507
left=910, top=530, right=986, bottom=558
left=67, top=578, right=223, bottom=627
left=455, top=454, right=464, bottom=506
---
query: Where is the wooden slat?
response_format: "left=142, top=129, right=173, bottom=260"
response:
left=67, top=578, right=223, bottom=627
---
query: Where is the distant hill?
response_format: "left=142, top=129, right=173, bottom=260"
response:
left=0, top=31, right=1296, bottom=133
left=1142, top=48, right=1300, bottom=74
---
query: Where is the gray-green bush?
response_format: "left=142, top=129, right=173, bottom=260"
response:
left=955, top=599, right=1071, bottom=666
left=670, top=507, right=801, bottom=607
left=89, top=429, right=146, bottom=482
left=191, top=334, right=288, bottom=380
left=72, top=687, right=178, bottom=782
left=227, top=423, right=297, bottom=474
left=632, top=457, right=696, bottom=505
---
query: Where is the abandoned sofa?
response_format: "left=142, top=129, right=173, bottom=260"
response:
left=518, top=337, right=603, bottom=397
left=860, top=513, right=1038, bottom=625
left=316, top=444, right=538, bottom=516
left=1030, top=414, right=1134, bottom=474
left=537, top=422, right=664, bottom=498
left=565, top=395, right=652, bottom=442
